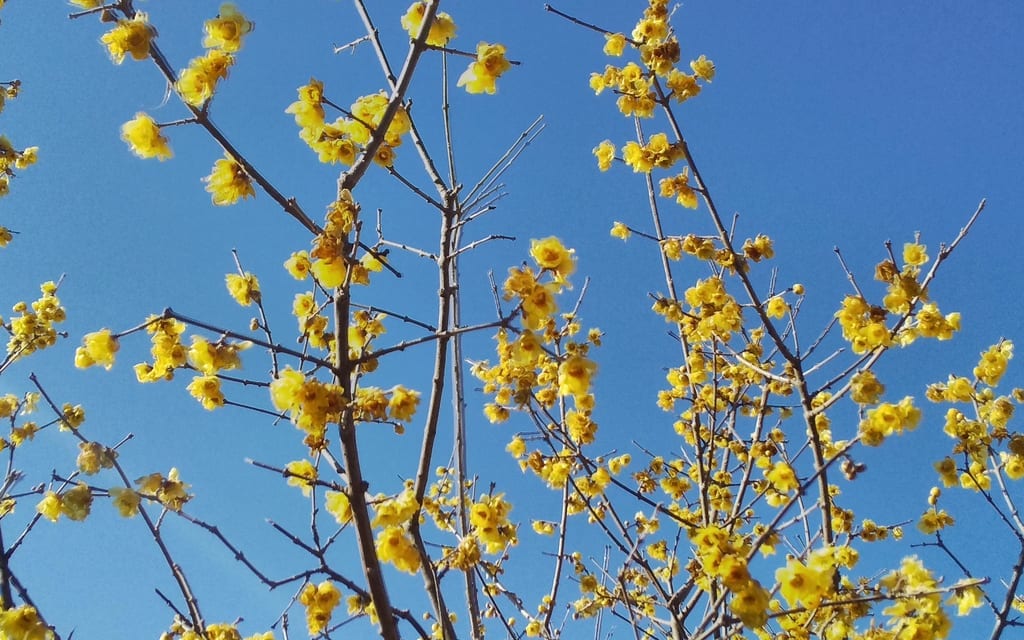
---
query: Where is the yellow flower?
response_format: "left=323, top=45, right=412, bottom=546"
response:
left=286, top=459, right=318, bottom=496
left=0, top=606, right=51, bottom=640
left=505, top=436, right=526, bottom=458
left=934, top=457, right=959, bottom=487
left=121, top=112, right=172, bottom=160
left=60, top=483, right=93, bottom=521
left=177, top=50, right=235, bottom=106
left=269, top=367, right=305, bottom=413
left=960, top=461, right=991, bottom=492
left=376, top=525, right=421, bottom=574
left=659, top=172, right=698, bottom=208
left=975, top=340, right=1013, bottom=386
left=310, top=256, right=347, bottom=289
left=603, top=33, right=626, bottom=57
left=948, top=583, right=984, bottom=617
left=530, top=236, right=575, bottom=281
left=776, top=555, right=833, bottom=609
left=903, top=242, right=929, bottom=267
left=204, top=624, right=243, bottom=640
left=225, top=272, right=260, bottom=306
left=204, top=154, right=255, bottom=206
left=593, top=140, right=616, bottom=171
left=388, top=386, right=420, bottom=422
left=350, top=92, right=410, bottom=146
left=15, top=146, right=37, bottom=169
left=284, top=251, right=312, bottom=280
left=110, top=487, right=141, bottom=518
left=458, top=42, right=511, bottom=95
left=1004, top=453, right=1024, bottom=480
left=765, top=461, right=799, bottom=493
left=187, top=374, right=225, bottom=410
left=61, top=403, right=86, bottom=430
left=136, top=468, right=192, bottom=511
left=299, top=581, right=342, bottom=635
left=74, top=328, right=120, bottom=370
left=187, top=335, right=248, bottom=374
left=610, top=221, right=630, bottom=240
left=730, top=579, right=769, bottom=628
left=77, top=441, right=116, bottom=474
left=485, top=403, right=510, bottom=423
left=917, top=507, right=954, bottom=534
left=667, top=69, right=701, bottom=103
left=469, top=494, right=517, bottom=553
left=520, top=283, right=558, bottom=330
left=374, top=143, right=396, bottom=168
left=203, top=3, right=253, bottom=53
left=765, top=296, right=789, bottom=319
left=609, top=454, right=631, bottom=475
left=325, top=490, right=352, bottom=525
left=401, top=2, right=457, bottom=46
left=101, top=13, right=153, bottom=64
left=36, top=491, right=62, bottom=522
left=690, top=54, right=715, bottom=82
left=851, top=370, right=885, bottom=405
left=285, top=79, right=326, bottom=131
left=558, top=355, right=597, bottom=399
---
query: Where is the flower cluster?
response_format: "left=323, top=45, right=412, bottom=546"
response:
left=270, top=367, right=346, bottom=445
left=469, top=493, right=517, bottom=554
left=0, top=605, right=53, bottom=640
left=287, top=84, right=412, bottom=168
left=925, top=340, right=1023, bottom=501
left=400, top=2, right=457, bottom=46
left=177, top=4, right=253, bottom=106
left=135, top=468, right=192, bottom=511
left=36, top=483, right=93, bottom=522
left=7, top=281, right=67, bottom=363
left=858, top=396, right=922, bottom=446
left=0, top=111, right=38, bottom=202
left=159, top=619, right=272, bottom=640
left=307, top=190, right=366, bottom=289
left=299, top=581, right=342, bottom=635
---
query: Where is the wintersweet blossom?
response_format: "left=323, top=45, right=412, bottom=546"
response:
left=101, top=13, right=153, bottom=63
left=74, top=329, right=119, bottom=370
left=204, top=154, right=255, bottom=205
left=203, top=3, right=253, bottom=53
left=299, top=581, right=341, bottom=635
left=593, top=140, right=615, bottom=171
left=690, top=54, right=715, bottom=81
left=458, top=42, right=511, bottom=95
left=225, top=272, right=260, bottom=306
left=120, top=113, right=173, bottom=160
left=177, top=50, right=235, bottom=106
left=530, top=236, right=576, bottom=281
left=109, top=487, right=141, bottom=518
left=603, top=33, right=626, bottom=56
left=401, top=2, right=457, bottom=46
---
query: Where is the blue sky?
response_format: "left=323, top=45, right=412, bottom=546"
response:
left=2, top=1, right=1023, bottom=638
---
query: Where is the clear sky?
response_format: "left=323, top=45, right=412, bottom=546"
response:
left=2, top=1, right=1023, bottom=638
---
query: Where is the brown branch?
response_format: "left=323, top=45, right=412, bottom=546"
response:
left=340, top=0, right=442, bottom=193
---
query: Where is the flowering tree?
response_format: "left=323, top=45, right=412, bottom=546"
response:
left=1, top=1, right=1022, bottom=639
